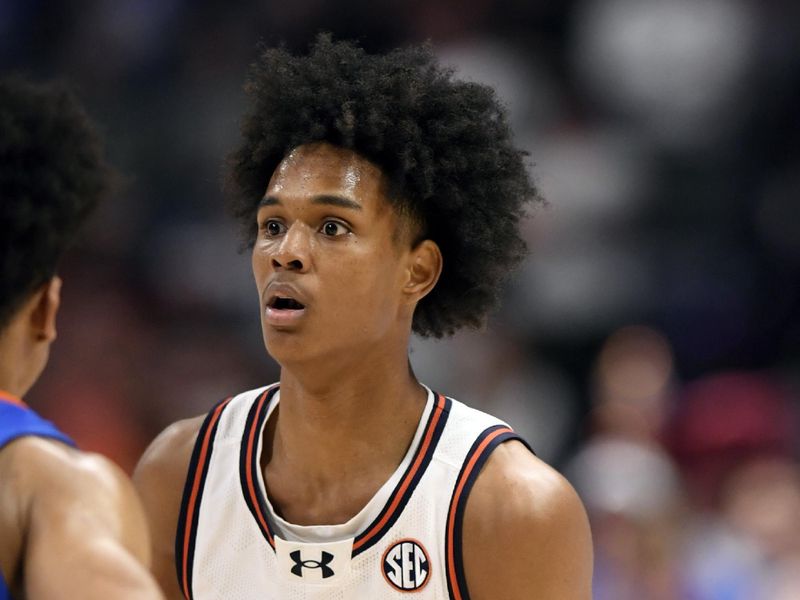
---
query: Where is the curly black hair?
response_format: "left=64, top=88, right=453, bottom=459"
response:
left=0, top=76, right=110, bottom=330
left=227, top=34, right=538, bottom=338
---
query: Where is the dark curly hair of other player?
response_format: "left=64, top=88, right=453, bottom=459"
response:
left=0, top=77, right=110, bottom=330
left=227, top=34, right=539, bottom=338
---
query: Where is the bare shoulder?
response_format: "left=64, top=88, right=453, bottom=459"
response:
left=1, top=437, right=163, bottom=599
left=14, top=437, right=150, bottom=553
left=2, top=437, right=143, bottom=538
left=132, top=416, right=205, bottom=599
left=11, top=436, right=129, bottom=495
left=465, top=441, right=587, bottom=527
left=0, top=438, right=119, bottom=584
left=132, top=414, right=206, bottom=539
left=134, top=415, right=205, bottom=488
left=462, top=440, right=593, bottom=600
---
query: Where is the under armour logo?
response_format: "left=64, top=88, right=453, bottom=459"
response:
left=290, top=550, right=335, bottom=579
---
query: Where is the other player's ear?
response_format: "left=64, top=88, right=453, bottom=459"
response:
left=29, top=276, right=62, bottom=343
left=403, top=240, right=442, bottom=303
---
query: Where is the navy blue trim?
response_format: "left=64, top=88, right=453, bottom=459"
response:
left=351, top=394, right=451, bottom=557
left=238, top=387, right=279, bottom=551
left=446, top=425, right=530, bottom=600
left=175, top=397, right=231, bottom=600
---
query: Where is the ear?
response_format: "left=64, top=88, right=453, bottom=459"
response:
left=29, top=276, right=62, bottom=343
left=402, top=240, right=442, bottom=304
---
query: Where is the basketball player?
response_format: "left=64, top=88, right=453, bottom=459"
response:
left=135, top=35, right=592, bottom=599
left=0, top=77, right=163, bottom=599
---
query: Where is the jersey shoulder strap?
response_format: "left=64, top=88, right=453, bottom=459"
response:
left=442, top=399, right=534, bottom=600
left=0, top=399, right=75, bottom=451
left=175, top=385, right=275, bottom=600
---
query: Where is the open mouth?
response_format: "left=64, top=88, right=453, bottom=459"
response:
left=268, top=296, right=306, bottom=311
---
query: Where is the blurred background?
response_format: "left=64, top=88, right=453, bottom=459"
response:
left=3, top=1, right=799, bottom=598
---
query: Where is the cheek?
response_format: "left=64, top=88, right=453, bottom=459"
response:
left=252, top=245, right=271, bottom=282
left=326, top=248, right=401, bottom=317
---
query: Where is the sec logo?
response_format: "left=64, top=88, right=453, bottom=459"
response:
left=382, top=539, right=430, bottom=592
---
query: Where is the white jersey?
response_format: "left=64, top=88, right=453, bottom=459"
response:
left=176, top=384, right=531, bottom=599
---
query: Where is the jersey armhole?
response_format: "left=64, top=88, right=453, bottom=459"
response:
left=444, top=425, right=533, bottom=600
left=174, top=397, right=232, bottom=600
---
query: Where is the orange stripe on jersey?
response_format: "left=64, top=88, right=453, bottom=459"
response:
left=243, top=389, right=274, bottom=546
left=352, top=393, right=447, bottom=553
left=0, top=390, right=26, bottom=408
left=180, top=398, right=231, bottom=600
left=446, top=426, right=514, bottom=600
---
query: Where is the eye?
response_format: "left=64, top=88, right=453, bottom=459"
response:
left=321, top=220, right=349, bottom=237
left=263, top=219, right=286, bottom=237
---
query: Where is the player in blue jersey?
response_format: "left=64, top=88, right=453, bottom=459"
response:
left=135, top=36, right=592, bottom=599
left=0, top=77, right=163, bottom=599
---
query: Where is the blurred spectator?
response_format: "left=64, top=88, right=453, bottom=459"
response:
left=568, top=326, right=686, bottom=599
left=568, top=329, right=793, bottom=600
left=721, top=456, right=800, bottom=598
left=668, top=371, right=797, bottom=510
left=590, top=325, right=674, bottom=441
left=669, top=371, right=800, bottom=598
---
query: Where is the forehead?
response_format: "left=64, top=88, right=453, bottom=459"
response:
left=266, top=142, right=390, bottom=209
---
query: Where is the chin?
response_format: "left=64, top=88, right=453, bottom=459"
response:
left=263, top=332, right=313, bottom=364
left=264, top=332, right=357, bottom=374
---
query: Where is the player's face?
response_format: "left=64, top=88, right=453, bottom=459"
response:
left=252, top=142, right=414, bottom=366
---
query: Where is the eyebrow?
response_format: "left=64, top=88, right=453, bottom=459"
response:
left=259, top=194, right=362, bottom=211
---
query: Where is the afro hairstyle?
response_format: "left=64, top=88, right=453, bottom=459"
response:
left=0, top=76, right=110, bottom=330
left=227, top=34, right=539, bottom=338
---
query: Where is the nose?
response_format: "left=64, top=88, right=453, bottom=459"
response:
left=271, top=223, right=311, bottom=272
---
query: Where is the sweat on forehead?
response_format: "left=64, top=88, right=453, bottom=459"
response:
left=266, top=143, right=389, bottom=205
left=262, top=142, right=423, bottom=245
left=268, top=142, right=385, bottom=193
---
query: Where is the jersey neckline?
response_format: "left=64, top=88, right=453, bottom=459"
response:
left=263, top=386, right=435, bottom=543
left=238, top=385, right=452, bottom=557
left=0, top=390, right=26, bottom=408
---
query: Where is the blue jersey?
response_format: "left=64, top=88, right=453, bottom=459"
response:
left=0, top=394, right=74, bottom=600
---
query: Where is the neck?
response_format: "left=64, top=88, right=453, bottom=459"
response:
left=263, top=340, right=427, bottom=524
left=0, top=336, right=29, bottom=400
left=274, top=361, right=427, bottom=480
left=0, top=377, right=23, bottom=400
